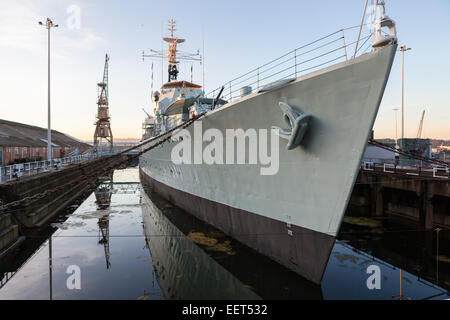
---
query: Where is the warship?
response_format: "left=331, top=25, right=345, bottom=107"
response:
left=140, top=1, right=398, bottom=284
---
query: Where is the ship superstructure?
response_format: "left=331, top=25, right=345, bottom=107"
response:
left=141, top=19, right=218, bottom=138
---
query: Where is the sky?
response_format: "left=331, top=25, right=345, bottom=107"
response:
left=0, top=0, right=449, bottom=141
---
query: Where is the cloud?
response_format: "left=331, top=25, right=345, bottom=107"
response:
left=0, top=0, right=106, bottom=59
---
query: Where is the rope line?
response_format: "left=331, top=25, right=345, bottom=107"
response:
left=9, top=227, right=448, bottom=239
left=2, top=130, right=447, bottom=211
left=368, top=140, right=448, bottom=167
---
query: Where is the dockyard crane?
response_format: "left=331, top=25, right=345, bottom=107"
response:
left=409, top=110, right=426, bottom=158
left=416, top=110, right=426, bottom=139
left=93, top=54, right=113, bottom=153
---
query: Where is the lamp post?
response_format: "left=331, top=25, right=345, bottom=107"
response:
left=400, top=45, right=412, bottom=142
left=39, top=18, right=58, bottom=162
left=393, top=108, right=399, bottom=140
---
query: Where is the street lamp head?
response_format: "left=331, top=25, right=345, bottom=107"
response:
left=39, top=18, right=58, bottom=28
left=400, top=45, right=412, bottom=52
left=46, top=18, right=58, bottom=28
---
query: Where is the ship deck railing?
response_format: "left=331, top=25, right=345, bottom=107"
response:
left=206, top=25, right=376, bottom=103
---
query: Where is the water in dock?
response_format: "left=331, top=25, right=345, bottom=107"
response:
left=0, top=167, right=448, bottom=300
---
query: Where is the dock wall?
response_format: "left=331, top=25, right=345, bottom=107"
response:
left=350, top=171, right=450, bottom=229
left=0, top=155, right=126, bottom=255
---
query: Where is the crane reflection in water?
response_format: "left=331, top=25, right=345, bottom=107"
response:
left=95, top=172, right=114, bottom=269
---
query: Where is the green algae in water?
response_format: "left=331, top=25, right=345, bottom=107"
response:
left=343, top=216, right=382, bottom=228
left=186, top=232, right=236, bottom=255
left=438, top=255, right=450, bottom=264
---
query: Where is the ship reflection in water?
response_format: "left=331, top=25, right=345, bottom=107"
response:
left=0, top=168, right=448, bottom=300
left=141, top=184, right=449, bottom=300
left=140, top=185, right=321, bottom=300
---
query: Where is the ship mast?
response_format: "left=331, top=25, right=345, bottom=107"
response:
left=142, top=19, right=201, bottom=84
left=164, top=19, right=184, bottom=82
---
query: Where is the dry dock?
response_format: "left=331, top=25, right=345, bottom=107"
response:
left=0, top=155, right=129, bottom=257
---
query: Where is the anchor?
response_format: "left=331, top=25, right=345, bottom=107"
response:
left=272, top=102, right=312, bottom=150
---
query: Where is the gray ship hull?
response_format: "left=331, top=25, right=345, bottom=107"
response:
left=140, top=44, right=397, bottom=283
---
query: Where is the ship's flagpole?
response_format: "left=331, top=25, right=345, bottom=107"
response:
left=151, top=62, right=154, bottom=100
left=202, top=26, right=205, bottom=91
left=190, top=64, right=193, bottom=83
left=161, top=21, right=164, bottom=86
left=354, top=0, right=369, bottom=58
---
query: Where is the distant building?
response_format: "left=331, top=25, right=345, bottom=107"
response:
left=433, top=149, right=450, bottom=164
left=363, top=133, right=396, bottom=164
left=398, top=138, right=431, bottom=167
left=374, top=138, right=396, bottom=148
left=363, top=145, right=396, bottom=164
left=0, top=119, right=91, bottom=166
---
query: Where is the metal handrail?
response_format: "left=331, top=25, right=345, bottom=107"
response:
left=360, top=163, right=450, bottom=180
left=226, top=34, right=371, bottom=102
left=206, top=26, right=373, bottom=104
left=0, top=151, right=119, bottom=183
